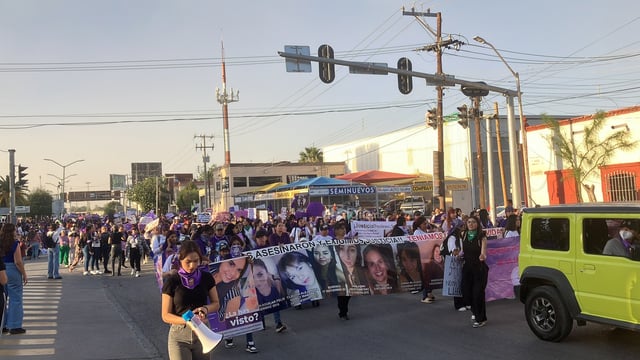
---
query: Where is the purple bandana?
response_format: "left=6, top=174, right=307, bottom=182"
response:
left=178, top=266, right=203, bottom=290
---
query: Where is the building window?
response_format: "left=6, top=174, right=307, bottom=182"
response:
left=248, top=176, right=282, bottom=187
left=286, top=175, right=314, bottom=183
left=606, top=171, right=637, bottom=202
left=233, top=177, right=247, bottom=188
left=530, top=218, right=569, bottom=251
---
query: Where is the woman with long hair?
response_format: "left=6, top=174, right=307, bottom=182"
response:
left=460, top=215, right=489, bottom=328
left=363, top=244, right=399, bottom=295
left=161, top=240, right=220, bottom=359
left=1, top=223, right=28, bottom=334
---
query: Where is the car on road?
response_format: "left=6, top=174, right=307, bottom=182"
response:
left=517, top=203, right=640, bottom=342
left=399, top=195, right=426, bottom=215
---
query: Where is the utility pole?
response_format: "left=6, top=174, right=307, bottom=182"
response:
left=494, top=102, right=508, bottom=206
left=9, top=149, right=16, bottom=224
left=485, top=106, right=495, bottom=224
left=472, top=97, right=486, bottom=209
left=403, top=7, right=463, bottom=211
left=195, top=135, right=214, bottom=210
left=216, top=41, right=239, bottom=212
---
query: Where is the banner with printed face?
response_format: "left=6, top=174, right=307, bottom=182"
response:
left=207, top=257, right=265, bottom=337
left=157, top=228, right=512, bottom=338
left=485, top=235, right=520, bottom=301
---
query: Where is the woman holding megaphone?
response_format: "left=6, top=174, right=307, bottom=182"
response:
left=162, top=240, right=221, bottom=360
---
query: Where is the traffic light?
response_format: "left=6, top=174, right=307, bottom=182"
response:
left=17, top=164, right=28, bottom=187
left=318, top=44, right=335, bottom=84
left=397, top=57, right=413, bottom=95
left=457, top=105, right=469, bottom=129
left=425, top=108, right=437, bottom=129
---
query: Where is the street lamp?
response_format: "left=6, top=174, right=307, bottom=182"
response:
left=44, top=158, right=85, bottom=217
left=473, top=36, right=531, bottom=207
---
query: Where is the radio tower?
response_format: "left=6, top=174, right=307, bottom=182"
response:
left=215, top=41, right=239, bottom=210
left=216, top=41, right=239, bottom=166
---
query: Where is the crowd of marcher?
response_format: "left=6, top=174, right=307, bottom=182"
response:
left=0, top=201, right=520, bottom=358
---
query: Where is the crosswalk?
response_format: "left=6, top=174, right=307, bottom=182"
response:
left=0, top=278, right=62, bottom=357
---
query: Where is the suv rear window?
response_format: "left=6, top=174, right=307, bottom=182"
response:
left=530, top=218, right=570, bottom=251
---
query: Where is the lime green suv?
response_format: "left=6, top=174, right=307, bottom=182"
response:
left=517, top=204, right=640, bottom=342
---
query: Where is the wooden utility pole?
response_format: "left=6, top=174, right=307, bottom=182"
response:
left=402, top=8, right=462, bottom=211
left=473, top=97, right=486, bottom=209
left=494, top=102, right=508, bottom=205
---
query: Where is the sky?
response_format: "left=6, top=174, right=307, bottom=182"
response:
left=1, top=0, right=639, bottom=195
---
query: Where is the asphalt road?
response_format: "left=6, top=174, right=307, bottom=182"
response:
left=105, top=261, right=640, bottom=360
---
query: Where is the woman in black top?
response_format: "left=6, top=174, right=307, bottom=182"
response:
left=162, top=240, right=220, bottom=360
left=460, top=216, right=489, bottom=328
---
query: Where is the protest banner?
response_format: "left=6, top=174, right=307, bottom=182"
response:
left=485, top=235, right=520, bottom=301
left=442, top=256, right=463, bottom=297
left=155, top=229, right=516, bottom=337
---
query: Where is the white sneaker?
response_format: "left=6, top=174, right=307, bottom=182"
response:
left=96, top=270, right=103, bottom=275
left=131, top=269, right=135, bottom=276
left=83, top=271, right=89, bottom=276
left=90, top=270, right=97, bottom=275
left=458, top=307, right=467, bottom=312
left=135, top=271, right=140, bottom=277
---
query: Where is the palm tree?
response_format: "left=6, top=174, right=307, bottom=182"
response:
left=0, top=175, right=29, bottom=207
left=299, top=146, right=324, bottom=163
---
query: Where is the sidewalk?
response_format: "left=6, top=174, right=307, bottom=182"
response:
left=0, top=256, right=161, bottom=360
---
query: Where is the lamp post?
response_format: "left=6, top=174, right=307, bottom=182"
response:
left=44, top=158, right=84, bottom=217
left=473, top=36, right=531, bottom=208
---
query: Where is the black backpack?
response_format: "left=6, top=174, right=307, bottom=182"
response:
left=43, top=233, right=56, bottom=249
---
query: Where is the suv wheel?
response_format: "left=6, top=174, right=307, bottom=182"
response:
left=524, top=285, right=573, bottom=342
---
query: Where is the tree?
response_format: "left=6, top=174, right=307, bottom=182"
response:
left=127, top=177, right=170, bottom=213
left=543, top=111, right=637, bottom=203
left=28, top=188, right=53, bottom=218
left=103, top=201, right=121, bottom=218
left=299, top=146, right=324, bottom=163
left=177, top=182, right=199, bottom=212
left=0, top=175, right=29, bottom=207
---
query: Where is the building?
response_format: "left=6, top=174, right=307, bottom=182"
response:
left=131, top=162, right=162, bottom=185
left=208, top=162, right=346, bottom=213
left=526, top=106, right=640, bottom=205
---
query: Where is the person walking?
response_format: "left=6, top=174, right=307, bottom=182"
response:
left=460, top=216, right=489, bottom=328
left=161, top=240, right=220, bottom=360
left=59, top=229, right=70, bottom=268
left=126, top=227, right=144, bottom=277
left=1, top=223, right=28, bottom=334
left=109, top=225, right=125, bottom=276
left=46, top=224, right=62, bottom=280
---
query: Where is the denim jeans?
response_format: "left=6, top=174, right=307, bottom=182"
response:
left=83, top=245, right=91, bottom=272
left=90, top=246, right=102, bottom=271
left=273, top=311, right=282, bottom=325
left=30, top=243, right=40, bottom=260
left=5, top=263, right=24, bottom=329
left=47, top=244, right=60, bottom=278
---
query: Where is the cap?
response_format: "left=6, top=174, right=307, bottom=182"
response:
left=320, top=224, right=329, bottom=230
left=215, top=223, right=225, bottom=231
left=218, top=240, right=229, bottom=251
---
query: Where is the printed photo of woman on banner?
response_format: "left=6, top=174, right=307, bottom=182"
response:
left=362, top=244, right=399, bottom=295
left=336, top=243, right=370, bottom=296
left=276, top=251, right=323, bottom=307
left=251, top=258, right=289, bottom=314
left=310, top=243, right=347, bottom=296
left=417, top=239, right=445, bottom=291
left=396, top=242, right=424, bottom=293
left=209, top=257, right=263, bottom=337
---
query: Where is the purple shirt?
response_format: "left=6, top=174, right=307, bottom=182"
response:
left=269, top=232, right=290, bottom=247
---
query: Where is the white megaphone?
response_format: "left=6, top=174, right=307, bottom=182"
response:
left=182, top=310, right=223, bottom=353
